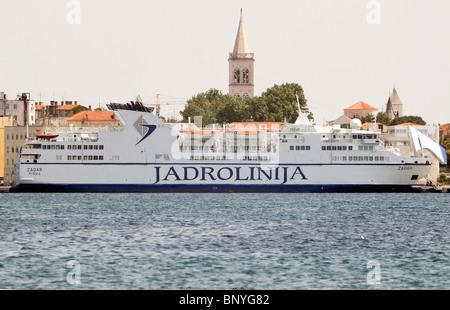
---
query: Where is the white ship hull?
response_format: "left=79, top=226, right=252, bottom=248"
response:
left=16, top=162, right=431, bottom=192
left=13, top=106, right=441, bottom=193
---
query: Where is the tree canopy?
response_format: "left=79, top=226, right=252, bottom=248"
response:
left=359, top=112, right=426, bottom=126
left=180, top=83, right=313, bottom=126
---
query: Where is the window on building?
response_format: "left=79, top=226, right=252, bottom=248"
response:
left=243, top=69, right=249, bottom=84
left=234, top=69, right=241, bottom=84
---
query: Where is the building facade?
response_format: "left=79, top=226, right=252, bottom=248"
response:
left=343, top=101, right=378, bottom=119
left=0, top=125, right=45, bottom=185
left=228, top=12, right=255, bottom=99
left=0, top=92, right=36, bottom=126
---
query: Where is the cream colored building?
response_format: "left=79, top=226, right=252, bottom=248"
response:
left=228, top=12, right=255, bottom=99
left=0, top=125, right=46, bottom=185
left=0, top=92, right=36, bottom=126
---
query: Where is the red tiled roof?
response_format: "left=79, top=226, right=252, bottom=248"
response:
left=67, top=111, right=119, bottom=122
left=344, top=101, right=378, bottom=111
left=230, top=122, right=285, bottom=132
left=56, top=104, right=78, bottom=111
left=397, top=123, right=420, bottom=126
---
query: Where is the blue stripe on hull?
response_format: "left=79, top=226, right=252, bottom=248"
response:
left=12, top=183, right=418, bottom=193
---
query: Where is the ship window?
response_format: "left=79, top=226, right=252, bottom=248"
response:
left=78, top=145, right=82, bottom=150
left=89, top=145, right=93, bottom=150
left=327, top=146, right=331, bottom=151
left=296, top=146, right=300, bottom=151
left=61, top=145, right=65, bottom=150
left=411, top=175, right=419, bottom=180
left=338, top=146, right=342, bottom=151
left=100, top=145, right=104, bottom=150
left=343, top=156, right=347, bottom=161
left=84, top=145, right=88, bottom=150
left=332, top=146, right=336, bottom=151
left=369, top=156, right=373, bottom=161
left=358, top=156, right=363, bottom=161
left=353, top=135, right=357, bottom=139
left=364, top=156, right=369, bottom=161
left=89, top=156, right=93, bottom=160
left=380, top=156, right=384, bottom=161
left=306, top=146, right=310, bottom=151
left=343, top=146, right=347, bottom=151
left=322, top=146, right=326, bottom=151
left=94, top=145, right=99, bottom=150
left=100, top=156, right=104, bottom=160
left=348, top=146, right=353, bottom=151
left=77, top=156, right=81, bottom=160
left=348, top=156, right=353, bottom=161
left=290, top=146, right=294, bottom=151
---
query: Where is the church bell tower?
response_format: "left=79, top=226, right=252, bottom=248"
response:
left=228, top=10, right=255, bottom=99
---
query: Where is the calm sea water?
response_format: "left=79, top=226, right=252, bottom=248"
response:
left=0, top=192, right=449, bottom=290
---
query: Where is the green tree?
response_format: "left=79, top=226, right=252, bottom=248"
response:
left=375, top=112, right=391, bottom=125
left=261, top=83, right=309, bottom=123
left=179, top=83, right=312, bottom=126
left=72, top=105, right=91, bottom=115
left=180, top=89, right=229, bottom=126
left=390, top=115, right=426, bottom=126
left=216, top=97, right=250, bottom=124
left=246, top=96, right=269, bottom=122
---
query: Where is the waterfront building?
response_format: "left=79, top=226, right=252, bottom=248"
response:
left=0, top=124, right=45, bottom=185
left=67, top=111, right=122, bottom=130
left=0, top=92, right=36, bottom=126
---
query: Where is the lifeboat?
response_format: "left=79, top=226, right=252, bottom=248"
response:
left=36, top=133, right=59, bottom=140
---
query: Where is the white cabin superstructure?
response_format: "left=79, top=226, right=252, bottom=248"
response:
left=13, top=103, right=445, bottom=193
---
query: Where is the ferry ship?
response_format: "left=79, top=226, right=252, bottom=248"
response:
left=13, top=101, right=447, bottom=193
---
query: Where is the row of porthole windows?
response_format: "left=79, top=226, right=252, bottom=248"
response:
left=290, top=145, right=311, bottom=151
left=332, top=156, right=388, bottom=162
left=67, top=155, right=105, bottom=161
left=322, top=146, right=354, bottom=151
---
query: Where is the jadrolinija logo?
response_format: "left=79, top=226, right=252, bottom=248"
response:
left=134, top=116, right=157, bottom=146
